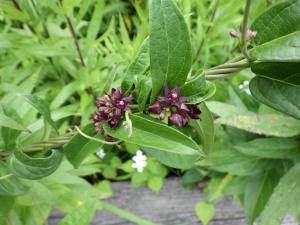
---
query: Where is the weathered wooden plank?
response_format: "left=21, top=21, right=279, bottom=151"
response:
left=48, top=177, right=297, bottom=225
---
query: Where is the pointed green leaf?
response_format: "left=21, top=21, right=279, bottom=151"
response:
left=195, top=202, right=215, bottom=225
left=23, top=94, right=58, bottom=132
left=9, top=149, right=63, bottom=180
left=244, top=171, right=278, bottom=225
left=150, top=0, right=192, bottom=100
left=103, top=114, right=203, bottom=169
left=0, top=162, right=27, bottom=196
left=259, top=162, right=300, bottom=225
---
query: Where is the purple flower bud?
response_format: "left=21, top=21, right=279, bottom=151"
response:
left=149, top=102, right=162, bottom=114
left=246, top=30, right=257, bottom=40
left=159, top=110, right=166, bottom=120
left=104, top=134, right=117, bottom=142
left=187, top=104, right=201, bottom=119
left=229, top=30, right=239, bottom=38
left=168, top=113, right=184, bottom=127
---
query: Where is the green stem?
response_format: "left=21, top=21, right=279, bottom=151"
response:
left=241, top=0, right=252, bottom=60
left=205, top=74, right=235, bottom=80
left=101, top=202, right=163, bottom=225
left=75, top=126, right=121, bottom=145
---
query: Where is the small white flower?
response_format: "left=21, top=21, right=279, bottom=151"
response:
left=243, top=80, right=249, bottom=86
left=96, top=149, right=106, bottom=159
left=132, top=150, right=147, bottom=173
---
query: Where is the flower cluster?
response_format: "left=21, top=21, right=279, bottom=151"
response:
left=91, top=88, right=133, bottom=133
left=229, top=29, right=257, bottom=40
left=149, top=85, right=201, bottom=127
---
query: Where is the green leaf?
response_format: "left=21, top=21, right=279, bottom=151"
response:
left=199, top=147, right=272, bottom=176
left=186, top=81, right=216, bottom=104
left=259, top=162, right=300, bottom=225
left=150, top=0, right=192, bottom=100
left=104, top=114, right=202, bottom=156
left=234, top=138, right=300, bottom=159
left=104, top=114, right=203, bottom=169
left=0, top=162, right=27, bottom=196
left=122, top=37, right=150, bottom=93
left=244, top=171, right=278, bottom=225
left=135, top=76, right=152, bottom=111
left=190, top=103, right=214, bottom=153
left=181, top=74, right=207, bottom=97
left=0, top=113, right=27, bottom=131
left=251, top=0, right=300, bottom=45
left=249, top=77, right=300, bottom=120
left=23, top=94, right=58, bottom=132
left=251, top=62, right=300, bottom=86
left=147, top=176, right=164, bottom=193
left=1, top=107, right=22, bottom=150
left=207, top=101, right=300, bottom=137
left=250, top=31, right=300, bottom=62
left=9, top=149, right=63, bottom=180
left=58, top=198, right=98, bottom=225
left=195, top=202, right=215, bottom=225
left=64, top=124, right=103, bottom=168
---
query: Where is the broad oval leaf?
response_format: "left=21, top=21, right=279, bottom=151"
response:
left=64, top=124, right=103, bottom=168
left=9, top=149, right=63, bottom=180
left=150, top=0, right=192, bottom=100
left=250, top=77, right=300, bottom=120
left=103, top=114, right=203, bottom=169
left=259, top=162, right=300, bottom=225
left=0, top=162, right=27, bottom=196
left=186, top=81, right=216, bottom=104
left=181, top=74, right=207, bottom=97
left=23, top=94, right=58, bottom=132
left=250, top=31, right=300, bottom=63
left=251, top=0, right=300, bottom=45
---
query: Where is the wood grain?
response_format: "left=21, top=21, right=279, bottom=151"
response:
left=48, top=177, right=297, bottom=225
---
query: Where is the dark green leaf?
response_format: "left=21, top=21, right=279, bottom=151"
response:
left=251, top=0, right=300, bottom=45
left=234, top=138, right=300, bottom=159
left=0, top=162, right=27, bottom=196
left=259, top=162, right=300, bottom=225
left=64, top=124, right=103, bottom=168
left=150, top=0, right=192, bottom=100
left=244, top=171, right=278, bottom=225
left=122, top=37, right=149, bottom=93
left=250, top=77, right=300, bottom=119
left=250, top=31, right=300, bottom=62
left=251, top=62, right=300, bottom=86
left=9, top=149, right=63, bottom=180
left=23, top=94, right=58, bottom=132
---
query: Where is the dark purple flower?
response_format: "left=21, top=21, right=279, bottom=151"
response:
left=91, top=88, right=134, bottom=131
left=104, top=134, right=117, bottom=142
left=149, top=84, right=201, bottom=128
